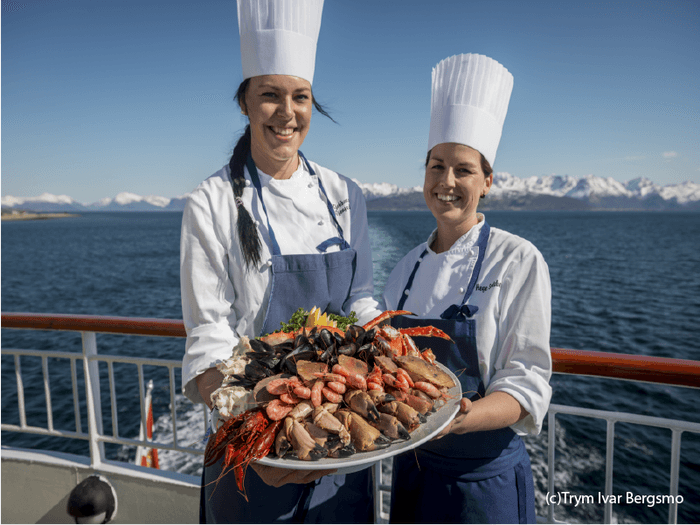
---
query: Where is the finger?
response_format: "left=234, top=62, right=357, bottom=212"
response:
left=460, top=397, right=473, bottom=413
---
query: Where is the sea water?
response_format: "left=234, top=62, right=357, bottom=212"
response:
left=2, top=211, right=699, bottom=523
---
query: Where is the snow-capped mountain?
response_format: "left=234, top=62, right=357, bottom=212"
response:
left=1, top=192, right=85, bottom=212
left=2, top=192, right=190, bottom=212
left=489, top=173, right=680, bottom=200
left=352, top=180, right=422, bottom=200
left=3, top=175, right=700, bottom=213
left=356, top=174, right=700, bottom=211
left=88, top=192, right=184, bottom=211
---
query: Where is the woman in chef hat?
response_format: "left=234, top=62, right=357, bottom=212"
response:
left=180, top=0, right=381, bottom=522
left=382, top=54, right=552, bottom=523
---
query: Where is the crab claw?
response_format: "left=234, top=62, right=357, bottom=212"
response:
left=362, top=310, right=414, bottom=331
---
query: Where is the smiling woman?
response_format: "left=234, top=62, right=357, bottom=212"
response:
left=423, top=143, right=493, bottom=253
left=382, top=53, right=552, bottom=524
left=179, top=0, right=382, bottom=523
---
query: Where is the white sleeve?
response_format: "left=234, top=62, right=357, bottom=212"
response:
left=486, top=245, right=553, bottom=435
left=343, top=182, right=383, bottom=325
left=180, top=189, right=240, bottom=404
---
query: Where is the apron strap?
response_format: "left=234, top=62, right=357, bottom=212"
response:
left=292, top=481, right=316, bottom=522
left=397, top=249, right=428, bottom=311
left=441, top=222, right=491, bottom=319
left=397, top=222, right=491, bottom=318
left=246, top=151, right=350, bottom=256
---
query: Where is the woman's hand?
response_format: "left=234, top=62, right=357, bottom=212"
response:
left=196, top=367, right=225, bottom=409
left=433, top=392, right=528, bottom=439
left=251, top=463, right=337, bottom=487
left=433, top=397, right=473, bottom=439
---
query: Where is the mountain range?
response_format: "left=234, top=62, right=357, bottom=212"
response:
left=3, top=174, right=700, bottom=213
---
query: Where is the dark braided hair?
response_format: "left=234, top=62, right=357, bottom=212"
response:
left=229, top=78, right=335, bottom=269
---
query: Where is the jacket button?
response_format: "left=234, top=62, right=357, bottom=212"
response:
left=404, top=289, right=410, bottom=296
left=459, top=287, right=465, bottom=294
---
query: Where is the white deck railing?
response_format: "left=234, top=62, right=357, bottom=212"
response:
left=2, top=343, right=208, bottom=467
left=2, top=313, right=699, bottom=524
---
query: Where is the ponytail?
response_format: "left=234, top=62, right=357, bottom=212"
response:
left=228, top=124, right=262, bottom=270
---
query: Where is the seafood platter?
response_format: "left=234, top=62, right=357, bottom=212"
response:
left=205, top=308, right=461, bottom=498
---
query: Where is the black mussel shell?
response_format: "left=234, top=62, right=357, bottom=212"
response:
left=249, top=338, right=275, bottom=354
left=319, top=344, right=339, bottom=365
left=244, top=360, right=273, bottom=381
left=338, top=343, right=358, bottom=356
left=227, top=373, right=258, bottom=389
left=344, top=325, right=364, bottom=344
left=357, top=343, right=379, bottom=362
left=275, top=341, right=295, bottom=353
left=254, top=353, right=281, bottom=370
left=294, top=332, right=309, bottom=349
left=280, top=344, right=317, bottom=374
left=358, top=328, right=376, bottom=347
left=319, top=328, right=334, bottom=349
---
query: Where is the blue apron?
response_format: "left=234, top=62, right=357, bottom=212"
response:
left=200, top=153, right=374, bottom=524
left=389, top=222, right=536, bottom=524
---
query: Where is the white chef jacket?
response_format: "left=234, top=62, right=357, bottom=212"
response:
left=382, top=214, right=552, bottom=435
left=181, top=159, right=382, bottom=404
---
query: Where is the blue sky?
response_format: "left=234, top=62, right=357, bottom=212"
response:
left=2, top=0, right=699, bottom=204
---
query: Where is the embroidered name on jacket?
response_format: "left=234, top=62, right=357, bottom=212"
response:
left=333, top=198, right=350, bottom=217
left=475, top=280, right=501, bottom=293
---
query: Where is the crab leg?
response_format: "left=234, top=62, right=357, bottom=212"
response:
left=362, top=310, right=414, bottom=331
left=399, top=326, right=453, bottom=342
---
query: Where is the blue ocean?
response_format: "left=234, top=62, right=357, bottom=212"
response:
left=2, top=210, right=699, bottom=523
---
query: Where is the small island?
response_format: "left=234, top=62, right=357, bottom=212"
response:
left=1, top=209, right=80, bottom=221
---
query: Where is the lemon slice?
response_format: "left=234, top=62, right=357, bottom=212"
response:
left=305, top=306, right=337, bottom=328
left=305, top=306, right=320, bottom=327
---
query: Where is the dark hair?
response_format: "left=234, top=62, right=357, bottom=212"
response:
left=229, top=78, right=335, bottom=269
left=425, top=148, right=493, bottom=199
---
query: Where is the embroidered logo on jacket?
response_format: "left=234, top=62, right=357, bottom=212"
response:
left=333, top=198, right=350, bottom=217
left=475, top=280, right=501, bottom=293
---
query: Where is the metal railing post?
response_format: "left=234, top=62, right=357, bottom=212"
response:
left=82, top=331, right=105, bottom=467
left=547, top=410, right=556, bottom=524
left=603, top=420, right=615, bottom=524
left=372, top=460, right=382, bottom=524
left=14, top=355, right=27, bottom=429
left=668, top=430, right=682, bottom=524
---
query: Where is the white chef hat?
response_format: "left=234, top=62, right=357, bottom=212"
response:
left=237, top=0, right=324, bottom=85
left=428, top=53, right=514, bottom=167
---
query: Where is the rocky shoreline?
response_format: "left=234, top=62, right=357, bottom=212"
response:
left=1, top=211, right=80, bottom=221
